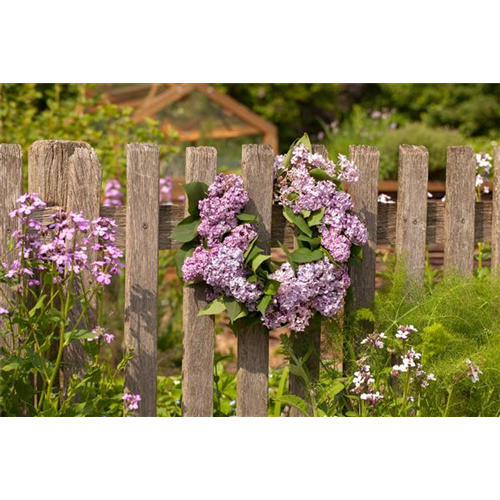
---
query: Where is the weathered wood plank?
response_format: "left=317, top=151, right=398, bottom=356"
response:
left=124, top=143, right=160, bottom=417
left=182, top=147, right=217, bottom=417
left=28, top=140, right=102, bottom=376
left=288, top=144, right=326, bottom=417
left=0, top=144, right=23, bottom=350
left=237, top=144, right=274, bottom=417
left=395, top=145, right=429, bottom=284
left=347, top=145, right=379, bottom=310
left=444, top=147, right=476, bottom=275
left=492, top=147, right=500, bottom=271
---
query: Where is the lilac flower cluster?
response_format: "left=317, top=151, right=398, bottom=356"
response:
left=103, top=180, right=124, bottom=207
left=122, top=393, right=141, bottom=411
left=197, top=174, right=249, bottom=247
left=182, top=174, right=262, bottom=310
left=274, top=145, right=367, bottom=263
left=263, top=258, right=350, bottom=332
left=4, top=193, right=123, bottom=290
left=183, top=243, right=262, bottom=310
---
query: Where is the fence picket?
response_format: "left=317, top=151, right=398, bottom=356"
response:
left=444, top=147, right=476, bottom=275
left=395, top=145, right=429, bottom=284
left=28, top=140, right=102, bottom=377
left=347, top=146, right=379, bottom=310
left=124, top=143, right=160, bottom=417
left=237, top=144, right=274, bottom=417
left=182, top=147, right=217, bottom=417
left=288, top=145, right=326, bottom=417
left=0, top=144, right=23, bottom=349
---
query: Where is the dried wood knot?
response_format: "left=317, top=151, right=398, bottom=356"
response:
left=142, top=222, right=148, bottom=230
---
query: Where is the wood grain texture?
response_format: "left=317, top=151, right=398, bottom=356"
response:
left=124, top=143, right=160, bottom=417
left=0, top=145, right=23, bottom=349
left=395, top=145, right=429, bottom=284
left=28, top=140, right=102, bottom=375
left=347, top=145, right=379, bottom=310
left=182, top=147, right=217, bottom=417
left=492, top=147, right=500, bottom=271
left=444, top=147, right=476, bottom=275
left=288, top=145, right=326, bottom=417
left=237, top=144, right=274, bottom=417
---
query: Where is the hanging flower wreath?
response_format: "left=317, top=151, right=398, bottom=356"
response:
left=171, top=134, right=367, bottom=333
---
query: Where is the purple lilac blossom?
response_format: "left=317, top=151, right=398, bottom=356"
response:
left=197, top=174, right=249, bottom=247
left=263, top=258, right=350, bottom=332
left=88, top=326, right=115, bottom=344
left=160, top=176, right=173, bottom=205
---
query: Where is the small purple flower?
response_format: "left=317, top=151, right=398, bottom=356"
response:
left=122, top=393, right=141, bottom=411
left=466, top=359, right=482, bottom=383
left=103, top=179, right=124, bottom=207
left=0, top=307, right=8, bottom=315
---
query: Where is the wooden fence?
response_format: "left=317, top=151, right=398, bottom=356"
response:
left=1, top=140, right=500, bottom=417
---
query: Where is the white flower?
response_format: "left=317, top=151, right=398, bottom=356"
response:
left=378, top=193, right=395, bottom=204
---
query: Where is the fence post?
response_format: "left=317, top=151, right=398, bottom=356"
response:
left=491, top=147, right=500, bottom=271
left=347, top=146, right=379, bottom=310
left=0, top=144, right=23, bottom=350
left=182, top=147, right=217, bottom=417
left=288, top=144, right=326, bottom=417
left=444, top=147, right=476, bottom=275
left=28, top=140, right=102, bottom=376
left=395, top=145, right=429, bottom=285
left=124, top=143, right=160, bottom=417
left=237, top=144, right=274, bottom=417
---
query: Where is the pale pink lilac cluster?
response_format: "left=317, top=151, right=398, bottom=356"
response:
left=274, top=144, right=367, bottom=263
left=122, top=393, right=141, bottom=411
left=4, top=193, right=123, bottom=290
left=263, top=257, right=350, bottom=331
left=88, top=326, right=115, bottom=344
left=182, top=174, right=262, bottom=310
left=103, top=180, right=124, bottom=207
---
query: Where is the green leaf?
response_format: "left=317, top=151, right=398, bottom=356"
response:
left=283, top=206, right=312, bottom=237
left=309, top=168, right=334, bottom=182
left=243, top=237, right=258, bottom=260
left=278, top=241, right=297, bottom=272
left=175, top=241, right=197, bottom=278
left=236, top=212, right=259, bottom=223
left=296, top=133, right=312, bottom=152
left=275, top=395, right=309, bottom=416
left=297, top=234, right=321, bottom=249
left=29, top=294, right=46, bottom=318
left=301, top=209, right=311, bottom=218
left=224, top=297, right=248, bottom=323
left=263, top=279, right=281, bottom=295
left=183, top=182, right=208, bottom=216
left=170, top=215, right=200, bottom=243
left=308, top=207, right=325, bottom=227
left=290, top=248, right=324, bottom=264
left=198, top=296, right=226, bottom=316
left=65, top=329, right=98, bottom=343
left=244, top=240, right=264, bottom=266
left=1, top=361, right=20, bottom=372
left=257, top=295, right=272, bottom=315
left=252, top=254, right=271, bottom=274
